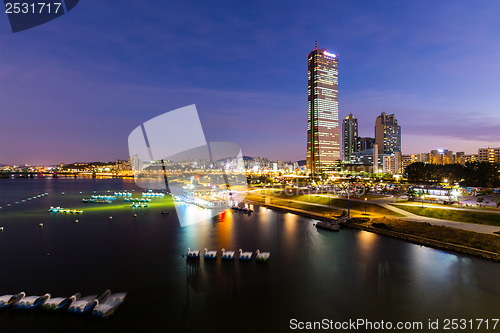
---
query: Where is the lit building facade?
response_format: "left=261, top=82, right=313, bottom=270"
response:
left=401, top=154, right=412, bottom=172
left=430, top=149, right=455, bottom=165
left=342, top=114, right=358, bottom=163
left=382, top=151, right=402, bottom=175
left=375, top=112, right=401, bottom=155
left=129, top=154, right=142, bottom=171
left=464, top=154, right=478, bottom=163
left=307, top=42, right=340, bottom=174
left=478, top=147, right=500, bottom=163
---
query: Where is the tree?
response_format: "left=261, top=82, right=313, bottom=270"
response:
left=477, top=197, right=484, bottom=203
left=406, top=188, right=417, bottom=200
left=404, top=162, right=500, bottom=187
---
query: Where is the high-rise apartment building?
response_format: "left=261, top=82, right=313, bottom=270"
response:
left=342, top=114, right=358, bottom=163
left=307, top=42, right=340, bottom=174
left=375, top=112, right=401, bottom=155
left=478, top=147, right=500, bottom=163
left=401, top=154, right=413, bottom=172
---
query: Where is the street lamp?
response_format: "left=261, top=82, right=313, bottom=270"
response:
left=346, top=182, right=352, bottom=218
left=364, top=197, right=367, bottom=215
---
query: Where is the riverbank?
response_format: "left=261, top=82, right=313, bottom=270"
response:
left=391, top=204, right=500, bottom=227
left=345, top=218, right=500, bottom=262
left=244, top=199, right=500, bottom=262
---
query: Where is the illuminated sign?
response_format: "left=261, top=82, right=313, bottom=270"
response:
left=323, top=51, right=337, bottom=58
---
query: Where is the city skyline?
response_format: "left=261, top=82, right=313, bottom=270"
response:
left=2, top=1, right=500, bottom=165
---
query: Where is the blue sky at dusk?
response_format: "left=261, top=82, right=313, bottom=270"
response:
left=1, top=1, right=500, bottom=165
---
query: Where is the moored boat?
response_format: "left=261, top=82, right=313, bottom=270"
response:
left=0, top=292, right=25, bottom=309
left=68, top=290, right=111, bottom=314
left=186, top=248, right=200, bottom=258
left=15, top=293, right=51, bottom=310
left=42, top=293, right=81, bottom=311
left=93, top=292, right=127, bottom=318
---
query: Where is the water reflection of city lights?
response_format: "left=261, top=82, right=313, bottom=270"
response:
left=358, top=230, right=377, bottom=253
left=283, top=213, right=298, bottom=244
left=217, top=209, right=233, bottom=244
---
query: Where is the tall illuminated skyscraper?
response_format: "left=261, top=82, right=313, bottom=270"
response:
left=306, top=42, right=340, bottom=174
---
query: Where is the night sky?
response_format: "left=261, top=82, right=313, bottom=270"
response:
left=1, top=1, right=500, bottom=165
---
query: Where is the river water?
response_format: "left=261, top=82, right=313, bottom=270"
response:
left=0, top=177, right=499, bottom=332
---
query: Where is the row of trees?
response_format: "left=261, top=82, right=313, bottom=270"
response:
left=405, top=162, right=500, bottom=187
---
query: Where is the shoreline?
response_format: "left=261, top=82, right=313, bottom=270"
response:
left=243, top=199, right=500, bottom=263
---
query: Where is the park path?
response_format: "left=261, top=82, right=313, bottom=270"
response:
left=391, top=202, right=500, bottom=214
left=250, top=191, right=500, bottom=235
left=378, top=203, right=500, bottom=235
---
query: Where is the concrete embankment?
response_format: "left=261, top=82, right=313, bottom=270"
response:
left=344, top=221, right=500, bottom=262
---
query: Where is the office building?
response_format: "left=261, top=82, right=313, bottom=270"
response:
left=358, top=137, right=375, bottom=151
left=375, top=112, right=401, bottom=155
left=342, top=114, right=358, bottom=163
left=307, top=42, right=340, bottom=174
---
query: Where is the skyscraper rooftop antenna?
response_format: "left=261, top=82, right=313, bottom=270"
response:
left=315, top=41, right=318, bottom=50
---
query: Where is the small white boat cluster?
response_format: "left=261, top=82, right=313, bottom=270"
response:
left=114, top=192, right=132, bottom=196
left=130, top=202, right=150, bottom=208
left=0, top=290, right=126, bottom=318
left=0, top=193, right=48, bottom=210
left=186, top=248, right=270, bottom=262
left=124, top=198, right=151, bottom=203
left=92, top=195, right=117, bottom=200
left=48, top=206, right=83, bottom=214
left=142, top=191, right=165, bottom=197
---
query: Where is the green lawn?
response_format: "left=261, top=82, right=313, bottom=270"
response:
left=352, top=218, right=500, bottom=254
left=393, top=205, right=500, bottom=227
left=249, top=191, right=403, bottom=216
